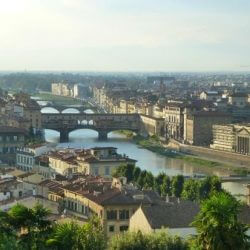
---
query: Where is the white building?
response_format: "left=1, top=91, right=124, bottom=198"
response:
left=16, top=144, right=54, bottom=172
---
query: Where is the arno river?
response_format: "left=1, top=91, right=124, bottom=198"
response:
left=41, top=106, right=248, bottom=200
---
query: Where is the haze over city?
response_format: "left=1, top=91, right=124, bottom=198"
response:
left=1, top=0, right=250, bottom=71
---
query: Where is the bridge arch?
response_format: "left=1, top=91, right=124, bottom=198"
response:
left=41, top=107, right=60, bottom=114
left=61, top=108, right=80, bottom=114
left=43, top=128, right=60, bottom=142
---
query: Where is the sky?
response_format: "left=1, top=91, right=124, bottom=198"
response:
left=0, top=0, right=250, bottom=72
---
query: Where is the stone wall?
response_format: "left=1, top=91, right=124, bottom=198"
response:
left=180, top=144, right=250, bottom=167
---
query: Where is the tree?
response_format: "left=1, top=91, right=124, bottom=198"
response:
left=160, top=175, right=171, bottom=197
left=3, top=203, right=52, bottom=250
left=199, top=176, right=222, bottom=200
left=171, top=175, right=184, bottom=198
left=191, top=192, right=250, bottom=250
left=137, top=170, right=147, bottom=188
left=112, top=164, right=135, bottom=183
left=143, top=172, right=155, bottom=189
left=133, top=167, right=141, bottom=182
left=47, top=217, right=106, bottom=250
left=154, top=172, right=166, bottom=195
left=46, top=221, right=81, bottom=250
left=181, top=179, right=199, bottom=201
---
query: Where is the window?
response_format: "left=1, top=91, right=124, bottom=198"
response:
left=107, top=210, right=117, bottom=220
left=109, top=225, right=115, bottom=232
left=0, top=136, right=2, bottom=141
left=120, top=225, right=128, bottom=232
left=94, top=167, right=99, bottom=176
left=105, top=166, right=110, bottom=175
left=13, top=136, right=17, bottom=141
left=119, top=210, right=129, bottom=220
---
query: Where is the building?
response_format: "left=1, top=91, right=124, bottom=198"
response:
left=163, top=104, right=185, bottom=141
left=200, top=91, right=220, bottom=101
left=0, top=172, right=24, bottom=201
left=183, top=110, right=232, bottom=146
left=16, top=143, right=54, bottom=172
left=228, top=93, right=249, bottom=108
left=13, top=94, right=42, bottom=131
left=210, top=123, right=250, bottom=155
left=147, top=76, right=175, bottom=86
left=140, top=115, right=165, bottom=137
left=129, top=197, right=250, bottom=238
left=52, top=82, right=72, bottom=97
left=130, top=198, right=199, bottom=237
left=51, top=82, right=81, bottom=97
left=48, top=176, right=163, bottom=237
left=48, top=147, right=136, bottom=177
left=0, top=126, right=26, bottom=164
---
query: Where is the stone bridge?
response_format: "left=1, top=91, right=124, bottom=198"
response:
left=40, top=103, right=99, bottom=113
left=42, top=113, right=141, bottom=142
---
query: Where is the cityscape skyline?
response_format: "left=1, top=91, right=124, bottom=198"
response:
left=0, top=0, right=250, bottom=71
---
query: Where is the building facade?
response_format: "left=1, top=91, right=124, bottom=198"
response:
left=0, top=126, right=26, bottom=164
left=184, top=109, right=232, bottom=146
left=211, top=124, right=250, bottom=155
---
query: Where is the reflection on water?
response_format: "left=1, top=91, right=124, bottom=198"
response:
left=42, top=107, right=249, bottom=198
left=44, top=128, right=229, bottom=177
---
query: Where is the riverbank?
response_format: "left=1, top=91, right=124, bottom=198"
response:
left=117, top=130, right=250, bottom=176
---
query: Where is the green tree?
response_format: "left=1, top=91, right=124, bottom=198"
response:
left=144, top=172, right=155, bottom=189
left=199, top=176, right=222, bottom=200
left=137, top=170, right=147, bottom=188
left=181, top=179, right=199, bottom=201
left=47, top=217, right=106, bottom=250
left=191, top=192, right=250, bottom=250
left=5, top=203, right=52, bottom=250
left=112, top=164, right=135, bottom=183
left=171, top=175, right=184, bottom=198
left=133, top=167, right=141, bottom=182
left=160, top=175, right=171, bottom=197
left=154, top=172, right=166, bottom=195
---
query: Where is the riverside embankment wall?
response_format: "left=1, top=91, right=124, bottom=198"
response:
left=168, top=139, right=250, bottom=167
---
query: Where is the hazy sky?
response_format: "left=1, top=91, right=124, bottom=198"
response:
left=0, top=0, right=250, bottom=71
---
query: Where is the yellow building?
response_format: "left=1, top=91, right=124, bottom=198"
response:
left=61, top=177, right=161, bottom=237
left=48, top=147, right=136, bottom=177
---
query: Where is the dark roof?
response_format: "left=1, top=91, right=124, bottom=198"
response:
left=0, top=126, right=26, bottom=134
left=141, top=201, right=250, bottom=229
left=39, top=179, right=64, bottom=196
left=230, top=93, right=248, bottom=98
left=141, top=200, right=200, bottom=229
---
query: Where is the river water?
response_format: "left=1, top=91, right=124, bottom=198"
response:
left=41, top=106, right=249, bottom=199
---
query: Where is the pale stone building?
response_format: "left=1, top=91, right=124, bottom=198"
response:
left=163, top=104, right=185, bottom=141
left=211, top=123, right=250, bottom=155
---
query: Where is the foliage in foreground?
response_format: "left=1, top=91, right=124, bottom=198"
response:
left=191, top=192, right=250, bottom=250
left=0, top=203, right=105, bottom=250
left=109, top=231, right=188, bottom=250
left=47, top=217, right=106, bottom=250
